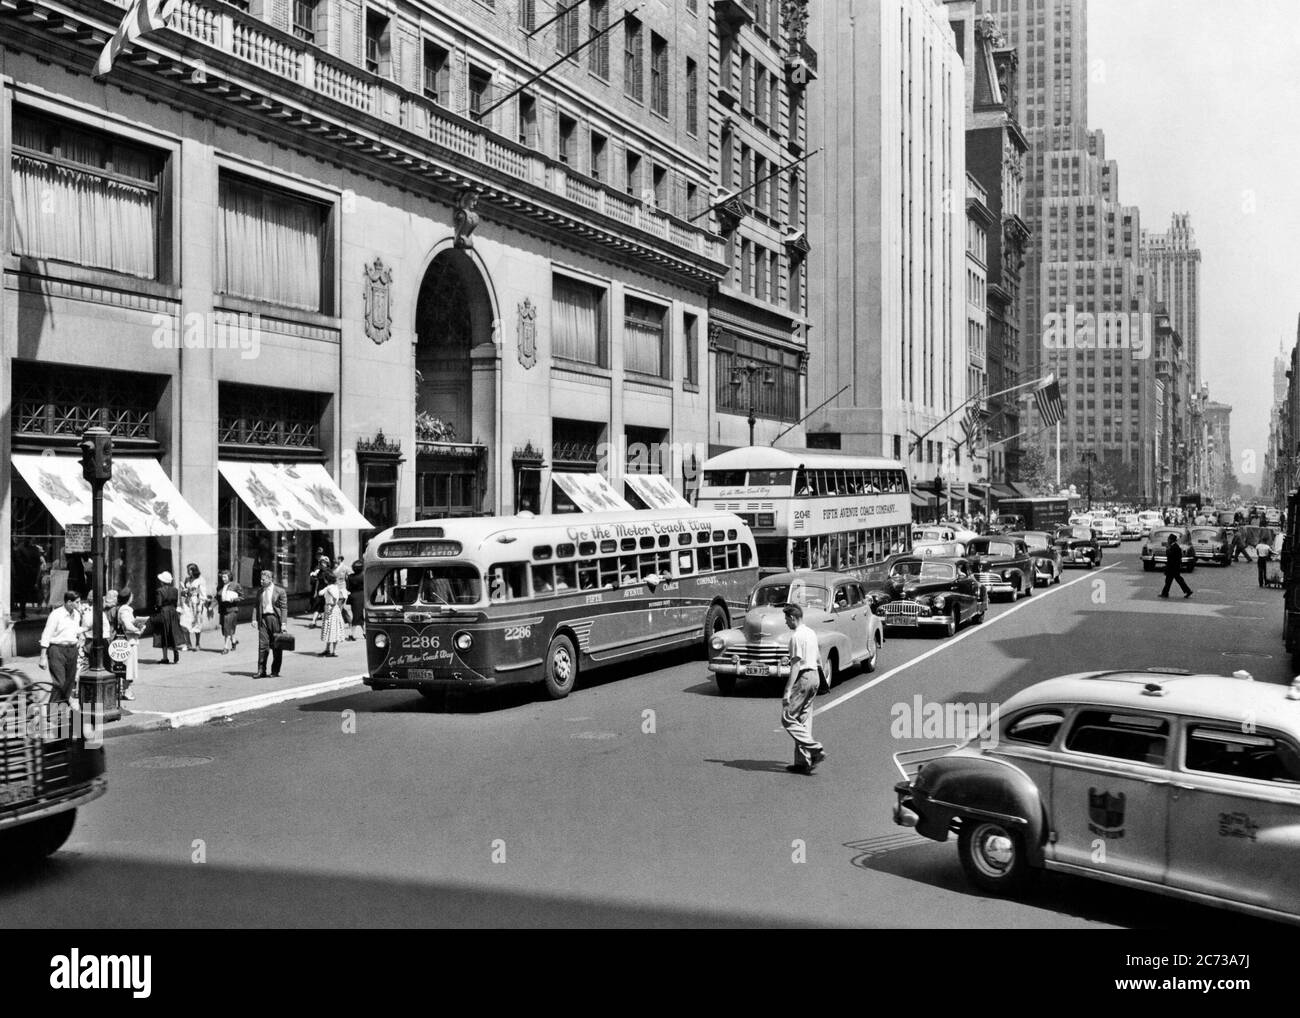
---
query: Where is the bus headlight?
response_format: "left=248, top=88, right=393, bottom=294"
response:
left=373, top=633, right=388, bottom=649
left=454, top=632, right=473, bottom=653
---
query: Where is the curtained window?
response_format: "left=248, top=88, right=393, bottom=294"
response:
left=217, top=174, right=330, bottom=313
left=11, top=109, right=163, bottom=279
left=624, top=297, right=667, bottom=377
left=552, top=274, right=607, bottom=366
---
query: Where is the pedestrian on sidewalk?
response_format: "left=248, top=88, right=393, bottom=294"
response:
left=77, top=588, right=116, bottom=678
left=1256, top=537, right=1273, bottom=588
left=780, top=604, right=826, bottom=775
left=37, top=591, right=82, bottom=703
left=180, top=563, right=209, bottom=652
left=216, top=570, right=242, bottom=654
left=1159, top=534, right=1193, bottom=599
left=113, top=588, right=144, bottom=701
left=345, top=559, right=365, bottom=641
left=255, top=570, right=288, bottom=679
left=320, top=566, right=347, bottom=657
left=307, top=555, right=332, bottom=628
left=152, top=571, right=183, bottom=665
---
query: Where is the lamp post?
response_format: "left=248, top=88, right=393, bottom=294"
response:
left=1081, top=445, right=1098, bottom=512
left=731, top=363, right=775, bottom=447
left=78, top=426, right=121, bottom=723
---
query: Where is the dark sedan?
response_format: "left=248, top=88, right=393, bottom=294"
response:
left=1054, top=525, right=1103, bottom=569
left=871, top=557, right=988, bottom=637
left=1189, top=526, right=1232, bottom=566
left=1140, top=527, right=1196, bottom=573
left=964, top=536, right=1034, bottom=600
left=1007, top=531, right=1063, bottom=586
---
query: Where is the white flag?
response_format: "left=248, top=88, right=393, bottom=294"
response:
left=94, top=0, right=179, bottom=78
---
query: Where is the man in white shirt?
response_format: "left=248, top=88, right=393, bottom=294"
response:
left=781, top=604, right=826, bottom=775
left=38, top=591, right=83, bottom=702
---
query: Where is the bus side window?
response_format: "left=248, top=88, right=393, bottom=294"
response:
left=677, top=550, right=695, bottom=576
left=792, top=540, right=809, bottom=570
left=696, top=548, right=711, bottom=573
left=599, top=557, right=621, bottom=588
left=532, top=564, right=554, bottom=594
left=553, top=562, right=576, bottom=591
left=740, top=544, right=752, bottom=567
left=578, top=560, right=600, bottom=590
left=489, top=563, right=526, bottom=601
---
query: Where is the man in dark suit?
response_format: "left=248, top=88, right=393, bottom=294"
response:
left=1159, top=534, right=1192, bottom=599
left=254, top=570, right=289, bottom=678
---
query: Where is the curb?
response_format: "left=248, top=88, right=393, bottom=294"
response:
left=105, top=675, right=367, bottom=737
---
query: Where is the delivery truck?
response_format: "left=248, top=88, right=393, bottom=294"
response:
left=993, top=496, right=1071, bottom=534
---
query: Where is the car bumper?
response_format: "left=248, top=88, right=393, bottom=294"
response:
left=881, top=615, right=949, bottom=630
left=981, top=581, right=1017, bottom=595
left=707, top=659, right=792, bottom=679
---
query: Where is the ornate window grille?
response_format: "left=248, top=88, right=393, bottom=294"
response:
left=218, top=382, right=322, bottom=450
left=13, top=362, right=158, bottom=440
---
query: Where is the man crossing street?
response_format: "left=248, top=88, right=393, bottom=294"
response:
left=1159, top=533, right=1192, bottom=599
left=781, top=604, right=826, bottom=775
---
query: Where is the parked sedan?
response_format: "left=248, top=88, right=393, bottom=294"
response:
left=707, top=570, right=884, bottom=696
left=1140, top=527, right=1196, bottom=573
left=1189, top=526, right=1232, bottom=566
left=964, top=536, right=1034, bottom=600
left=872, top=557, right=988, bottom=637
left=1054, top=525, right=1103, bottom=569
left=891, top=669, right=1300, bottom=924
left=1007, top=530, right=1063, bottom=586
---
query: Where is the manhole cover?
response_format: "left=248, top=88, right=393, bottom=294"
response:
left=206, top=715, right=261, bottom=729
left=128, top=755, right=214, bottom=769
left=569, top=731, right=617, bottom=740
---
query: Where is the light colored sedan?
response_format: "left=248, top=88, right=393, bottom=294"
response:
left=708, top=571, right=884, bottom=696
left=892, top=669, right=1300, bottom=925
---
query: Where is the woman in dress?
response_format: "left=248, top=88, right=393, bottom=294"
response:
left=152, top=571, right=184, bottom=664
left=307, top=555, right=333, bottom=627
left=319, top=566, right=347, bottom=657
left=345, top=559, right=365, bottom=641
left=114, top=588, right=144, bottom=701
left=180, top=563, right=209, bottom=652
left=215, top=570, right=242, bottom=654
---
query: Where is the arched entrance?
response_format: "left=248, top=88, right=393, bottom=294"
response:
left=414, top=249, right=495, bottom=518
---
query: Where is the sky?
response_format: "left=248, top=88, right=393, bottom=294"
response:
left=1087, top=0, right=1300, bottom=492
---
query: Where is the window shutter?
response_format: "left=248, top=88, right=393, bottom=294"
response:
left=266, top=0, right=290, bottom=33
left=339, top=0, right=363, bottom=66
left=453, top=50, right=468, bottom=117
left=398, top=27, right=418, bottom=91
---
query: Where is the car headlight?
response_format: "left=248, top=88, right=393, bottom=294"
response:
left=710, top=635, right=726, bottom=651
left=933, top=595, right=947, bottom=610
left=454, top=631, right=473, bottom=653
left=373, top=632, right=388, bottom=649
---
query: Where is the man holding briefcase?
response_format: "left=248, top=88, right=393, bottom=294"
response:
left=255, top=570, right=290, bottom=678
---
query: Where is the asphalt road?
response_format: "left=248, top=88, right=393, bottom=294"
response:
left=2, top=544, right=1290, bottom=928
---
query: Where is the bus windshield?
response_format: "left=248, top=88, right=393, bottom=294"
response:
left=750, top=581, right=830, bottom=611
left=372, top=565, right=483, bottom=606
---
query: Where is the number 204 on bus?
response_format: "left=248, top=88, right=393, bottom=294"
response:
left=362, top=509, right=758, bottom=701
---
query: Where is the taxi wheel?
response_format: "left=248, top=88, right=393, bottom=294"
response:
left=1, top=809, right=76, bottom=862
left=958, top=820, right=1031, bottom=894
left=541, top=634, right=578, bottom=700
left=702, top=603, right=729, bottom=659
left=819, top=655, right=838, bottom=694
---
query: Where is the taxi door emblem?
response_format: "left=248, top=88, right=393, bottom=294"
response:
left=1087, top=787, right=1126, bottom=839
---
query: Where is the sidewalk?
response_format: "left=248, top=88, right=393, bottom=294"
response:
left=43, top=616, right=366, bottom=737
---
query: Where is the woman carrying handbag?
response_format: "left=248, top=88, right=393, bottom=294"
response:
left=216, top=570, right=242, bottom=654
left=320, top=566, right=347, bottom=657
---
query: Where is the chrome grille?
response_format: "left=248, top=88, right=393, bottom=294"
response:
left=730, top=643, right=787, bottom=663
left=976, top=572, right=1001, bottom=586
left=881, top=601, right=922, bottom=618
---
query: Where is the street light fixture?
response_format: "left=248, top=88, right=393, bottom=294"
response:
left=731, top=364, right=776, bottom=446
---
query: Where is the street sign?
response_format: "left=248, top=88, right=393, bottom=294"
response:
left=65, top=524, right=92, bottom=553
left=107, top=638, right=131, bottom=663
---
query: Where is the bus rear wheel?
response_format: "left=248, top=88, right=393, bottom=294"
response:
left=541, top=634, right=578, bottom=700
left=702, top=603, right=729, bottom=658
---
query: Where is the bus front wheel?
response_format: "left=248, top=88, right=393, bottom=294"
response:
left=542, top=634, right=578, bottom=700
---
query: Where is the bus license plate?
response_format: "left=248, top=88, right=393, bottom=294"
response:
left=408, top=669, right=437, bottom=681
left=745, top=664, right=768, bottom=677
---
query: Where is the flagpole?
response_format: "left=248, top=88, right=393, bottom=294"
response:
left=1056, top=421, right=1061, bottom=489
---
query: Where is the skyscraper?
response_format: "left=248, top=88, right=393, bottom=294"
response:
left=1141, top=213, right=1202, bottom=389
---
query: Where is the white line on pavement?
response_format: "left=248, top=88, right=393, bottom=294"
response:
left=813, top=563, right=1119, bottom=717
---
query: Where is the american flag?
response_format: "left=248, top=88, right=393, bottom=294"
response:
left=1032, top=373, right=1065, bottom=427
left=95, top=0, right=179, bottom=78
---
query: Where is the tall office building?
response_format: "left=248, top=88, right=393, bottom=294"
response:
left=980, top=0, right=1160, bottom=498
left=805, top=0, right=970, bottom=496
left=1141, top=213, right=1202, bottom=390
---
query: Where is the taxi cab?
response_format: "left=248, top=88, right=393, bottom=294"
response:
left=891, top=669, right=1300, bottom=924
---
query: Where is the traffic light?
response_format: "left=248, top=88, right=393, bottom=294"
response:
left=934, top=473, right=945, bottom=496
left=79, top=427, right=113, bottom=483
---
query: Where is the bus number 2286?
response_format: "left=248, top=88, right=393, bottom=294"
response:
left=401, top=635, right=441, bottom=649
left=504, top=625, right=532, bottom=642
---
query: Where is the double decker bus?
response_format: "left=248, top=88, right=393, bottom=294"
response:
left=362, top=508, right=757, bottom=701
left=695, top=447, right=912, bottom=578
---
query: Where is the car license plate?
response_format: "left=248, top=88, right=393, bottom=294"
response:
left=745, top=663, right=768, bottom=677
left=892, top=616, right=918, bottom=626
left=408, top=669, right=437, bottom=681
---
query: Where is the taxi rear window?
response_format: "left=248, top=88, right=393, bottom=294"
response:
left=1065, top=710, right=1169, bottom=765
left=1004, top=709, right=1065, bottom=747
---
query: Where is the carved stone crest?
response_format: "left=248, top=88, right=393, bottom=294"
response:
left=364, top=258, right=393, bottom=345
left=454, top=188, right=480, bottom=249
left=518, top=297, right=537, bottom=370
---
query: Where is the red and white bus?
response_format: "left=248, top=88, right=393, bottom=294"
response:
left=362, top=508, right=758, bottom=701
left=695, top=447, right=913, bottom=578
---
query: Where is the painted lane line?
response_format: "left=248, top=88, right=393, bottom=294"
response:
left=813, top=564, right=1119, bottom=717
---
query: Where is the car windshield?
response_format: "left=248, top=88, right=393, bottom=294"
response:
left=971, top=540, right=1017, bottom=557
left=1060, top=527, right=1093, bottom=541
left=371, top=566, right=483, bottom=606
left=1022, top=534, right=1049, bottom=551
left=751, top=581, right=830, bottom=611
left=891, top=561, right=957, bottom=582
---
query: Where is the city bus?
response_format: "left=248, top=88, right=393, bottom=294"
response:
left=362, top=508, right=757, bottom=701
left=695, top=447, right=913, bottom=578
